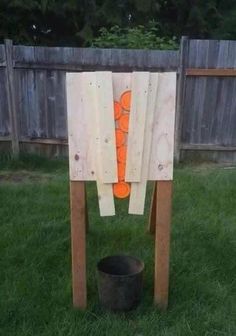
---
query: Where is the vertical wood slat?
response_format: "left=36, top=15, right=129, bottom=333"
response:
left=70, top=181, right=87, bottom=309
left=174, top=36, right=189, bottom=163
left=129, top=73, right=159, bottom=214
left=4, top=39, right=19, bottom=156
left=148, top=72, right=177, bottom=181
left=85, top=72, right=116, bottom=216
left=125, top=72, right=150, bottom=182
left=154, top=180, right=173, bottom=310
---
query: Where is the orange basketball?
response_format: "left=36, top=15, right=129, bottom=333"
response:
left=113, top=182, right=130, bottom=198
left=120, top=90, right=131, bottom=111
left=115, top=129, right=125, bottom=147
left=118, top=114, right=129, bottom=133
left=114, top=101, right=122, bottom=120
left=117, top=162, right=126, bottom=181
left=117, top=145, right=127, bottom=163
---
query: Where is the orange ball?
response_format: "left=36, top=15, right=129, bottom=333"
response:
left=118, top=114, right=129, bottom=133
left=117, top=145, right=127, bottom=163
left=115, top=129, right=125, bottom=147
left=117, top=162, right=126, bottom=181
left=113, top=182, right=130, bottom=198
left=120, top=90, right=131, bottom=111
left=114, top=101, right=122, bottom=120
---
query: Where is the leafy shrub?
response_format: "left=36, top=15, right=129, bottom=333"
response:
left=92, top=23, right=178, bottom=50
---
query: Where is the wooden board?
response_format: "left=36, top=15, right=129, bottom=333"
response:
left=67, top=72, right=116, bottom=216
left=66, top=73, right=97, bottom=181
left=112, top=73, right=131, bottom=100
left=149, top=72, right=177, bottom=180
left=83, top=72, right=116, bottom=216
left=95, top=72, right=117, bottom=183
left=125, top=72, right=150, bottom=182
left=154, top=181, right=172, bottom=310
left=186, top=68, right=236, bottom=77
left=129, top=73, right=159, bottom=214
left=70, top=181, right=87, bottom=309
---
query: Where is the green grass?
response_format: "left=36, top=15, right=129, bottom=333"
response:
left=0, top=155, right=236, bottom=336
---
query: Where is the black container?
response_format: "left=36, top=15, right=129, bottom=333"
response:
left=97, top=255, right=144, bottom=312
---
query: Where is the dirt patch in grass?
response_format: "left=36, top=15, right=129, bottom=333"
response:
left=0, top=171, right=50, bottom=183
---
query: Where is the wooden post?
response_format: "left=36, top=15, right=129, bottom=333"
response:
left=174, top=36, right=189, bottom=163
left=148, top=182, right=157, bottom=234
left=154, top=180, right=173, bottom=310
left=4, top=39, right=19, bottom=157
left=70, top=181, right=87, bottom=309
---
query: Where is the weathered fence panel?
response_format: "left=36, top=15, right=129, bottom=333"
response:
left=0, top=42, right=179, bottom=158
left=0, top=45, right=9, bottom=137
left=182, top=39, right=236, bottom=152
left=1, top=38, right=236, bottom=163
left=13, top=45, right=178, bottom=71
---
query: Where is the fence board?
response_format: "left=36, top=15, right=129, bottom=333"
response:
left=182, top=39, right=236, bottom=149
left=13, top=45, right=179, bottom=71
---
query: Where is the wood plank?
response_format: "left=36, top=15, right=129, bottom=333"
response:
left=149, top=72, right=177, bottom=181
left=82, top=72, right=115, bottom=216
left=181, top=143, right=236, bottom=151
left=13, top=46, right=179, bottom=71
left=0, top=68, right=10, bottom=136
left=4, top=39, right=19, bottom=156
left=112, top=72, right=131, bottom=100
left=129, top=73, right=159, bottom=214
left=174, top=36, right=189, bottom=163
left=186, top=68, right=236, bottom=77
left=125, top=72, right=150, bottom=182
left=70, top=181, right=87, bottom=309
left=95, top=72, right=117, bottom=183
left=154, top=180, right=172, bottom=310
left=148, top=182, right=157, bottom=234
left=66, top=73, right=96, bottom=181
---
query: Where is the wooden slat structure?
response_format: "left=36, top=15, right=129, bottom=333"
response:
left=66, top=71, right=176, bottom=311
left=2, top=38, right=236, bottom=163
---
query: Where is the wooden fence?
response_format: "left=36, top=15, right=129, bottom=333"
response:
left=1, top=38, right=236, bottom=162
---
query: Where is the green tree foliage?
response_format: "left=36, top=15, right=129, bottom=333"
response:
left=0, top=0, right=236, bottom=47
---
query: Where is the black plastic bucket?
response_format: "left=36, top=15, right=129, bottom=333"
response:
left=97, top=255, right=144, bottom=312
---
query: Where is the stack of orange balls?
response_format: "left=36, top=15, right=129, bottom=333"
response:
left=113, top=90, right=131, bottom=199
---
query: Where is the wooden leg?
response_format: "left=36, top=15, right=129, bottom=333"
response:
left=148, top=182, right=157, bottom=234
left=154, top=181, right=173, bottom=310
left=84, top=184, right=89, bottom=233
left=70, top=181, right=87, bottom=309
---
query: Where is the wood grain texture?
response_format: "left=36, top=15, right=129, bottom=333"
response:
left=70, top=181, right=87, bottom=309
left=92, top=72, right=116, bottom=216
left=125, top=72, right=149, bottom=182
left=129, top=73, right=159, bottom=214
left=112, top=72, right=131, bottom=100
left=66, top=73, right=96, bottom=181
left=2, top=40, right=236, bottom=162
left=67, top=72, right=116, bottom=216
left=95, top=72, right=117, bottom=184
left=13, top=45, right=178, bottom=71
left=149, top=72, right=177, bottom=181
left=148, top=182, right=157, bottom=234
left=186, top=68, right=236, bottom=76
left=154, top=180, right=172, bottom=310
left=182, top=39, right=236, bottom=149
left=5, top=39, right=19, bottom=156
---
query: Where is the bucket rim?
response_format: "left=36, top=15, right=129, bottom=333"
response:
left=97, top=254, right=145, bottom=278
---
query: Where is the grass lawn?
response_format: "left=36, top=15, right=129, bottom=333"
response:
left=0, top=155, right=236, bottom=336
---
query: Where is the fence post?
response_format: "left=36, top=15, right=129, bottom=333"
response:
left=4, top=39, right=19, bottom=157
left=174, top=36, right=189, bottom=163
